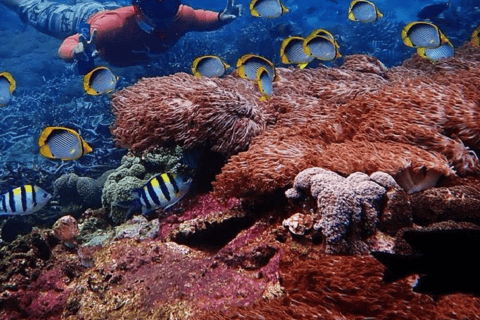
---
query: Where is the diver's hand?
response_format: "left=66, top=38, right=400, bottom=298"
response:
left=219, top=0, right=242, bottom=22
left=73, top=29, right=98, bottom=61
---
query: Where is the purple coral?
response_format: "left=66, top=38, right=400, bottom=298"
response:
left=286, top=168, right=397, bottom=254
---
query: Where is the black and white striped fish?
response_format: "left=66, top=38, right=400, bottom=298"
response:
left=0, top=185, right=52, bottom=216
left=134, top=173, right=192, bottom=215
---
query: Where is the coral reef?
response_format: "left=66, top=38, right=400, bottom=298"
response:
left=200, top=252, right=480, bottom=320
left=213, top=49, right=480, bottom=199
left=114, top=215, right=160, bottom=241
left=2, top=176, right=480, bottom=319
left=112, top=49, right=480, bottom=201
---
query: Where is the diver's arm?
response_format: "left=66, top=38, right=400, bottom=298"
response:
left=58, top=34, right=80, bottom=61
left=179, top=6, right=222, bottom=31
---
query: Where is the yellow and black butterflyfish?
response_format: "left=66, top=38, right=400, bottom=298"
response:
left=0, top=71, right=16, bottom=107
left=38, top=126, right=93, bottom=161
left=83, top=66, right=118, bottom=95
left=348, top=0, right=383, bottom=23
left=236, top=54, right=278, bottom=81
left=249, top=0, right=289, bottom=18
left=417, top=40, right=454, bottom=62
left=280, top=36, right=315, bottom=69
left=303, top=34, right=342, bottom=61
left=191, top=55, right=230, bottom=78
left=401, top=21, right=449, bottom=48
left=471, top=25, right=480, bottom=47
left=256, top=66, right=273, bottom=101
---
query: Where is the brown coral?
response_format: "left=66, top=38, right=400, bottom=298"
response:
left=213, top=49, right=480, bottom=199
left=111, top=49, right=480, bottom=200
left=111, top=73, right=270, bottom=155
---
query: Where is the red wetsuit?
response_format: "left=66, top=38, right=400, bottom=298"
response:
left=58, top=5, right=223, bottom=66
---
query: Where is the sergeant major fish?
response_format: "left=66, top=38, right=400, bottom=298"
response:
left=131, top=173, right=192, bottom=215
left=0, top=185, right=52, bottom=216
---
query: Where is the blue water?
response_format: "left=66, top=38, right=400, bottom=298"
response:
left=0, top=0, right=479, bottom=204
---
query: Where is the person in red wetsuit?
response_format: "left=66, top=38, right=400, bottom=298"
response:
left=1, top=0, right=241, bottom=71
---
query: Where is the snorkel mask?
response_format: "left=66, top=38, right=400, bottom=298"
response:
left=133, top=0, right=181, bottom=33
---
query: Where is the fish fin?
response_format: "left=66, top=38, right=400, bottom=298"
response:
left=297, top=63, right=308, bottom=69
left=82, top=140, right=93, bottom=154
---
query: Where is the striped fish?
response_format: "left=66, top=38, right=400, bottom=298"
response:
left=134, top=173, right=192, bottom=215
left=0, top=185, right=52, bottom=216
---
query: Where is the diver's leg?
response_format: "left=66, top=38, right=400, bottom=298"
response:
left=16, top=1, right=118, bottom=39
left=0, top=0, right=24, bottom=11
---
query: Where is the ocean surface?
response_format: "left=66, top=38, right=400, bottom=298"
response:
left=0, top=0, right=479, bottom=218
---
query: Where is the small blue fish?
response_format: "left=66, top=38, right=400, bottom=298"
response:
left=280, top=36, right=315, bottom=69
left=256, top=66, right=273, bottom=101
left=402, top=21, right=448, bottom=48
left=0, top=185, right=51, bottom=216
left=249, top=0, right=288, bottom=18
left=0, top=72, right=16, bottom=107
left=303, top=35, right=341, bottom=61
left=38, top=126, right=93, bottom=161
left=83, top=66, right=118, bottom=95
left=417, top=41, right=454, bottom=61
left=133, top=173, right=192, bottom=215
left=348, top=0, right=383, bottom=23
left=191, top=55, right=230, bottom=78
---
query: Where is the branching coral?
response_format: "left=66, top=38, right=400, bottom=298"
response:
left=286, top=168, right=395, bottom=254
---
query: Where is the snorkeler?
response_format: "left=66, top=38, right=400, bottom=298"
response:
left=0, top=0, right=241, bottom=73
